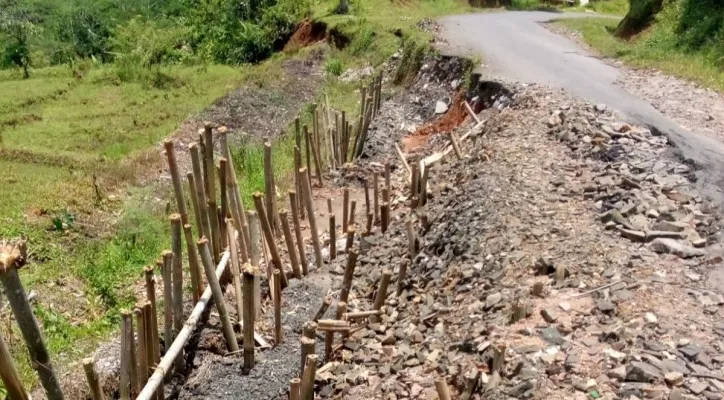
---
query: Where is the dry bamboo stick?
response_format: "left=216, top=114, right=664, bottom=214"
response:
left=395, top=143, right=412, bottom=180
left=363, top=179, right=371, bottom=222
left=197, top=238, right=239, bottom=352
left=420, top=162, right=429, bottom=206
left=329, top=214, right=337, bottom=260
left=303, top=321, right=317, bottom=339
left=120, top=310, right=132, bottom=400
left=0, top=330, right=29, bottom=400
left=252, top=193, right=285, bottom=288
left=384, top=163, right=391, bottom=201
left=317, top=319, right=350, bottom=332
left=137, top=248, right=231, bottom=400
left=303, top=125, right=313, bottom=188
left=380, top=202, right=389, bottom=233
left=134, top=307, right=148, bottom=388
left=373, top=172, right=380, bottom=223
left=161, top=251, right=174, bottom=363
left=300, top=354, right=318, bottom=400
left=219, top=159, right=230, bottom=250
left=279, top=210, right=302, bottom=279
left=339, top=249, right=358, bottom=304
left=227, top=220, right=244, bottom=325
left=407, top=218, right=416, bottom=259
left=183, top=224, right=203, bottom=302
left=142, top=302, right=155, bottom=382
left=288, top=191, right=308, bottom=276
left=189, top=144, right=211, bottom=242
left=263, top=140, right=282, bottom=236
left=300, top=337, right=316, bottom=376
left=247, top=211, right=262, bottom=318
left=203, top=125, right=221, bottom=262
left=341, top=111, right=349, bottom=163
left=342, top=188, right=349, bottom=233
left=307, top=125, right=323, bottom=187
left=313, top=296, right=332, bottom=322
left=170, top=215, right=185, bottom=371
left=299, top=169, right=323, bottom=270
left=449, top=131, right=464, bottom=159
left=463, top=101, right=480, bottom=124
left=373, top=270, right=392, bottom=311
left=82, top=358, right=104, bottom=400
left=242, top=265, right=256, bottom=372
left=187, top=173, right=203, bottom=236
left=326, top=198, right=333, bottom=214
left=218, top=128, right=251, bottom=251
left=349, top=200, right=357, bottom=226
left=143, top=266, right=162, bottom=398
left=366, top=213, right=373, bottom=234
left=345, top=226, right=356, bottom=253
left=344, top=310, right=381, bottom=319
left=410, top=162, right=419, bottom=209
left=290, top=378, right=301, bottom=400
left=273, top=269, right=282, bottom=345
left=436, top=377, right=452, bottom=400
left=163, top=140, right=189, bottom=225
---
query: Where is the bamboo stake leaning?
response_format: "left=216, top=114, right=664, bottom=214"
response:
left=170, top=215, right=185, bottom=371
left=248, top=211, right=262, bottom=318
left=137, top=249, right=232, bottom=400
left=183, top=224, right=203, bottom=302
left=373, top=270, right=392, bottom=311
left=163, top=140, right=189, bottom=225
left=289, top=191, right=308, bottom=276
left=144, top=266, right=163, bottom=399
left=263, top=140, right=281, bottom=236
left=197, top=239, right=239, bottom=352
left=303, top=125, right=313, bottom=188
left=300, top=354, right=318, bottom=400
left=313, top=296, right=332, bottom=322
left=218, top=159, right=229, bottom=249
left=339, top=249, right=358, bottom=304
left=187, top=173, right=204, bottom=236
left=0, top=330, right=29, bottom=400
left=119, top=310, right=132, bottom=400
left=273, top=269, right=282, bottom=345
left=463, top=101, right=481, bottom=124
left=329, top=214, right=337, bottom=260
left=300, top=169, right=323, bottom=270
left=363, top=179, right=371, bottom=222
left=219, top=130, right=251, bottom=257
left=242, top=265, right=256, bottom=372
left=295, top=145, right=305, bottom=219
left=161, top=251, right=174, bottom=363
left=134, top=307, right=148, bottom=388
left=449, top=131, right=464, bottom=159
left=307, top=124, right=323, bottom=187
left=226, top=220, right=244, bottom=325
left=82, top=358, right=104, bottom=400
left=279, top=210, right=302, bottom=279
left=252, top=193, right=287, bottom=290
left=345, top=226, right=355, bottom=253
left=189, top=143, right=211, bottom=243
left=203, top=125, right=221, bottom=262
left=0, top=242, right=64, bottom=400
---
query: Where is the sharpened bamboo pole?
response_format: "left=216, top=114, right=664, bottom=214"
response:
left=308, top=124, right=323, bottom=187
left=189, top=144, right=211, bottom=242
left=339, top=249, right=358, bottom=304
left=164, top=140, right=189, bottom=225
left=252, top=193, right=285, bottom=288
left=143, top=266, right=163, bottom=399
left=142, top=302, right=155, bottom=384
left=161, top=251, right=174, bottom=364
left=280, top=210, right=302, bottom=280
left=198, top=239, right=239, bottom=352
left=227, top=220, right=244, bottom=326
left=345, top=226, right=355, bottom=253
left=219, top=159, right=229, bottom=250
left=329, top=214, right=337, bottom=260
left=300, top=169, right=323, bottom=270
left=134, top=307, right=148, bottom=388
left=120, top=310, right=132, bottom=400
left=0, top=330, right=29, bottom=400
left=187, top=173, right=203, bottom=236
left=137, top=248, right=231, bottom=400
left=342, top=188, right=349, bottom=233
left=248, top=211, right=262, bottom=319
left=300, top=355, right=318, bottom=400
left=219, top=134, right=251, bottom=258
left=183, top=224, right=203, bottom=302
left=373, top=172, right=380, bottom=223
left=203, top=125, right=221, bottom=262
left=273, top=269, right=282, bottom=344
left=263, top=140, right=281, bottom=236
left=349, top=200, right=357, bottom=226
left=313, top=296, right=332, bottom=322
left=289, top=191, right=308, bottom=276
left=290, top=378, right=301, bottom=400
left=170, top=215, right=185, bottom=371
left=373, top=270, right=392, bottom=311
left=449, top=131, right=464, bottom=159
left=242, top=265, right=256, bottom=372
left=82, top=358, right=104, bottom=400
left=436, top=377, right=452, bottom=400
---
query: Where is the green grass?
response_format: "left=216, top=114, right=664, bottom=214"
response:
left=555, top=17, right=724, bottom=92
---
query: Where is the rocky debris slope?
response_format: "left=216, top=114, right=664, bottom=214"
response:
left=314, top=79, right=724, bottom=400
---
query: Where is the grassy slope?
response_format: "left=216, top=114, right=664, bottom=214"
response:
left=554, top=5, right=724, bottom=91
left=0, top=0, right=472, bottom=390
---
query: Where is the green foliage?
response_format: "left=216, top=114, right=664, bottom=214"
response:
left=508, top=0, right=541, bottom=10
left=53, top=4, right=113, bottom=63
left=0, top=0, right=40, bottom=77
left=349, top=25, right=376, bottom=56
left=393, top=37, right=428, bottom=86
left=325, top=58, right=344, bottom=76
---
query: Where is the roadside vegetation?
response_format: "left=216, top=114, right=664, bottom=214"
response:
left=554, top=0, right=724, bottom=91
left=0, top=0, right=471, bottom=391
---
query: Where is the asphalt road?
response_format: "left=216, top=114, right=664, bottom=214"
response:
left=439, top=11, right=724, bottom=206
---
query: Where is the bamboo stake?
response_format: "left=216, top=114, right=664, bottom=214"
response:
left=372, top=172, right=380, bottom=223
left=349, top=200, right=357, bottom=227
left=170, top=215, right=185, bottom=371
left=436, top=377, right=452, bottom=400
left=384, top=163, right=391, bottom=202
left=197, top=239, right=239, bottom=352
left=410, top=162, right=419, bottom=209
left=120, top=310, right=134, bottom=400
left=128, top=310, right=139, bottom=396
left=134, top=307, right=148, bottom=388
left=380, top=202, right=389, bottom=233
left=143, top=266, right=162, bottom=398
left=313, top=296, right=332, bottom=322
left=345, top=226, right=355, bottom=253
left=242, top=265, right=255, bottom=372
left=263, top=140, right=281, bottom=236
left=183, top=224, right=203, bottom=302
left=189, top=144, right=211, bottom=242
left=294, top=145, right=305, bottom=219
left=463, top=101, right=480, bottom=124
left=344, top=310, right=381, bottom=319
left=325, top=301, right=346, bottom=362
left=248, top=211, right=262, bottom=318
left=280, top=210, right=302, bottom=280
left=329, top=214, right=337, bottom=260
left=339, top=249, right=358, bottom=304
left=342, top=188, right=349, bottom=233
left=227, top=220, right=244, bottom=325
left=219, top=134, right=251, bottom=258
left=290, top=378, right=301, bottom=400
left=420, top=162, right=429, bottom=206
left=252, top=193, right=285, bottom=289
left=317, top=320, right=350, bottom=332
left=327, top=198, right=332, bottom=214
left=163, top=140, right=189, bottom=225
left=373, top=270, right=392, bottom=311
left=161, top=251, right=174, bottom=362
left=303, top=321, right=317, bottom=339
left=82, top=358, right=104, bottom=400
left=300, top=337, right=316, bottom=376
left=449, top=131, right=464, bottom=159
left=142, top=302, right=155, bottom=382
left=219, top=159, right=229, bottom=250
left=303, top=125, right=313, bottom=188
left=0, top=245, right=63, bottom=400
left=203, top=126, right=221, bottom=261
left=289, top=191, right=308, bottom=276
left=137, top=249, right=231, bottom=400
left=0, top=330, right=29, bottom=400
left=273, top=269, right=282, bottom=345
left=363, top=179, right=371, bottom=222
left=187, top=173, right=203, bottom=236
left=307, top=126, right=323, bottom=187
left=300, top=354, right=318, bottom=400
left=300, top=169, right=323, bottom=270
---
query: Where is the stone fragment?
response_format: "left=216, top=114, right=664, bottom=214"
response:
left=540, top=326, right=565, bottom=345
left=649, top=238, right=706, bottom=258
left=597, top=298, right=616, bottom=313
left=609, top=366, right=627, bottom=380
left=688, top=381, right=709, bottom=395
left=604, top=348, right=626, bottom=362
left=664, top=372, right=684, bottom=386
left=626, top=361, right=661, bottom=382
left=435, top=100, right=448, bottom=114
left=541, top=308, right=558, bottom=323
left=619, top=228, right=646, bottom=242
left=646, top=231, right=686, bottom=241
left=670, top=389, right=684, bottom=400
left=485, top=292, right=502, bottom=310
left=678, top=344, right=700, bottom=360
left=644, top=312, right=658, bottom=324
left=559, top=302, right=571, bottom=312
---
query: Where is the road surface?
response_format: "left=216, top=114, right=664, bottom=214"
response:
left=439, top=11, right=724, bottom=206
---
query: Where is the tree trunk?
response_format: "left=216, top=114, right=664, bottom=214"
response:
left=615, top=0, right=664, bottom=38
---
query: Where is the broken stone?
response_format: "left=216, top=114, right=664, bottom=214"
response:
left=688, top=381, right=709, bottom=395
left=649, top=238, right=706, bottom=258
left=604, top=348, right=627, bottom=362
left=619, top=228, right=646, bottom=242
left=540, top=326, right=565, bottom=345
left=664, top=372, right=684, bottom=386
left=626, top=361, right=662, bottom=382
left=678, top=344, right=700, bottom=360
left=435, top=100, right=449, bottom=114
left=609, top=366, right=627, bottom=380
left=484, top=292, right=502, bottom=310
left=597, top=298, right=616, bottom=313
left=559, top=302, right=571, bottom=312
left=541, top=308, right=558, bottom=323
left=644, top=312, right=658, bottom=324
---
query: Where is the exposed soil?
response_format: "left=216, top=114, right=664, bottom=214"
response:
left=284, top=19, right=328, bottom=53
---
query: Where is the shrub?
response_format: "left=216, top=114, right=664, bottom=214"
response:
left=325, top=58, right=343, bottom=76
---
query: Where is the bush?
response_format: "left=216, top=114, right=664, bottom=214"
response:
left=325, top=58, right=343, bottom=76
left=53, top=4, right=113, bottom=62
left=508, top=0, right=540, bottom=10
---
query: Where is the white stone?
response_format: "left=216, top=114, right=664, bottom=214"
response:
left=644, top=312, right=658, bottom=324
left=435, top=100, right=449, bottom=114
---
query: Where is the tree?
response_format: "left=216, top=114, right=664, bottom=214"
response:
left=0, top=1, right=39, bottom=78
left=615, top=0, right=664, bottom=38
